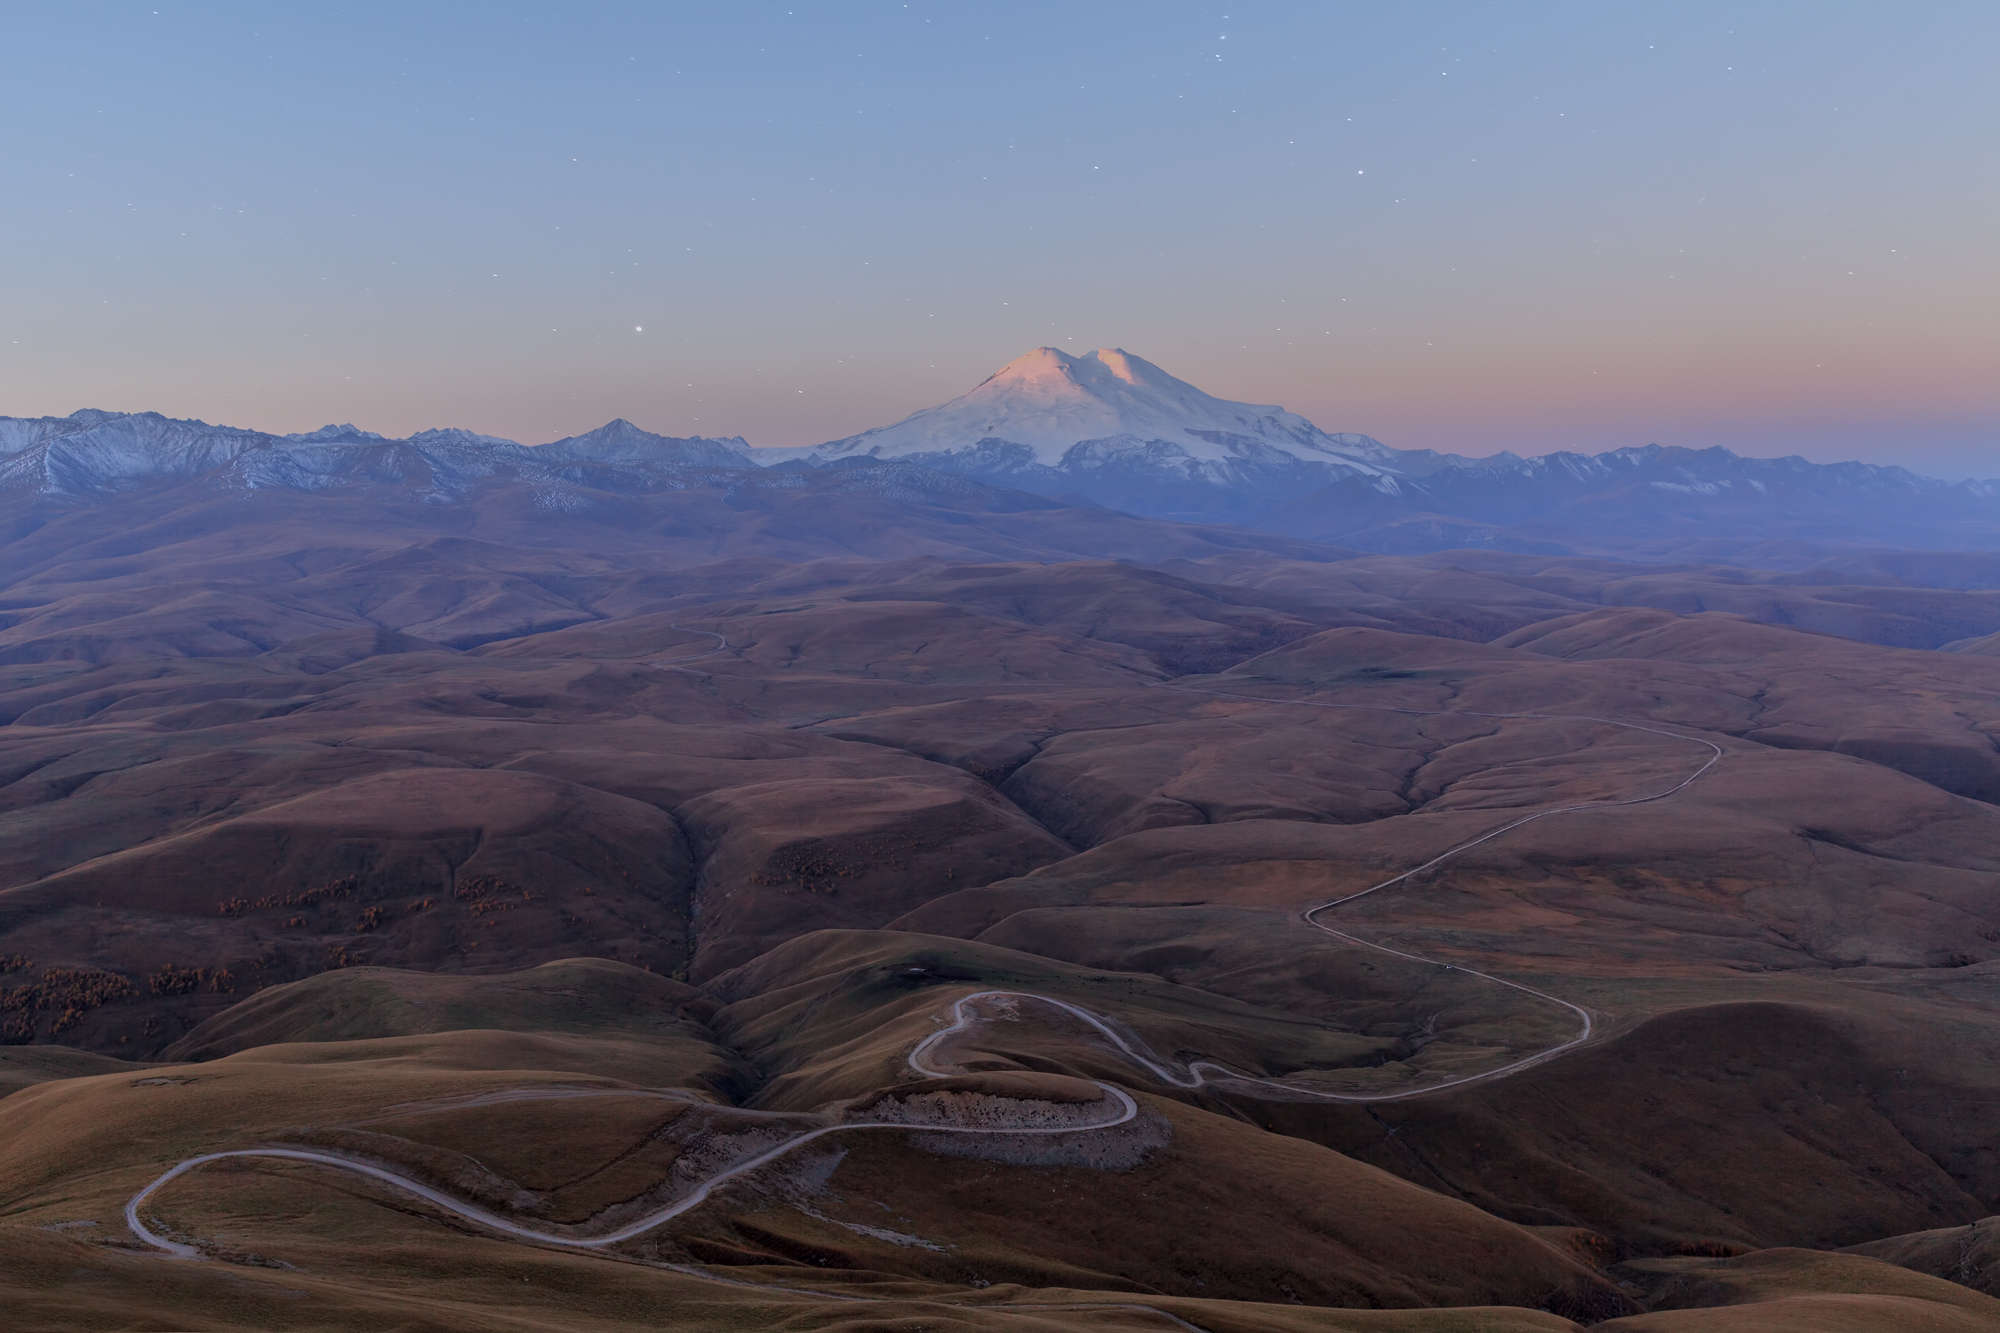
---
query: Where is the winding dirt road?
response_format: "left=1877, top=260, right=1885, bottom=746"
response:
left=636, top=628, right=1727, bottom=1105
left=645, top=624, right=733, bottom=674
left=1154, top=683, right=1725, bottom=1098
left=120, top=627, right=1723, bottom=1332
left=126, top=1036, right=1136, bottom=1259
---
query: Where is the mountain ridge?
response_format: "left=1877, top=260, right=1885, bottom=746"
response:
left=5, top=343, right=1997, bottom=563
left=0, top=409, right=754, bottom=503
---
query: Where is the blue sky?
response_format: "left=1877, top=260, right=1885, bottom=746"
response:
left=2, top=2, right=1994, bottom=474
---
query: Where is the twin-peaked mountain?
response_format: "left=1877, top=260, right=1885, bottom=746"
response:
left=759, top=345, right=1403, bottom=518
left=4, top=348, right=1996, bottom=563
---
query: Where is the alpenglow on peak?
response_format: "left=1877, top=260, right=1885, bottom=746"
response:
left=783, top=346, right=1395, bottom=472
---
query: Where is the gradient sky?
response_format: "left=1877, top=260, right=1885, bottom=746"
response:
left=2, top=2, right=1995, bottom=475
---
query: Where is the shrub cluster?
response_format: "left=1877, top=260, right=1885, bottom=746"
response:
left=1, top=967, right=138, bottom=1042
left=145, top=965, right=235, bottom=995
left=453, top=875, right=517, bottom=902
left=217, top=876, right=361, bottom=918
left=148, top=965, right=208, bottom=995
left=750, top=824, right=979, bottom=895
left=455, top=876, right=536, bottom=919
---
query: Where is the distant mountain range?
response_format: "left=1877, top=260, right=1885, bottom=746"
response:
left=0, top=410, right=753, bottom=504
left=4, top=348, right=1996, bottom=564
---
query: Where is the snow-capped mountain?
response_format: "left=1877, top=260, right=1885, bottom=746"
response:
left=541, top=418, right=754, bottom=469
left=0, top=411, right=753, bottom=503
left=0, top=410, right=281, bottom=497
left=764, top=347, right=1401, bottom=521
left=790, top=347, right=1394, bottom=469
left=1258, top=442, right=2000, bottom=561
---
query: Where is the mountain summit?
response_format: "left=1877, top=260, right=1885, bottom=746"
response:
left=540, top=418, right=753, bottom=468
left=764, top=346, right=1397, bottom=521
left=804, top=346, right=1392, bottom=471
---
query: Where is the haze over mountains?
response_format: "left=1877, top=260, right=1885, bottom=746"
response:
left=6, top=346, right=1996, bottom=564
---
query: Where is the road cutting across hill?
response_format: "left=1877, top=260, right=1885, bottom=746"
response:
left=124, top=1001, right=1174, bottom=1320
left=127, top=1077, right=1137, bottom=1260
left=645, top=624, right=733, bottom=673
left=1150, top=681, right=1725, bottom=1097
left=646, top=625, right=1723, bottom=1096
left=890, top=682, right=1727, bottom=1103
left=124, top=641, right=1722, bottom=1322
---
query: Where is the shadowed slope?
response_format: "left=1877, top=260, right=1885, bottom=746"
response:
left=164, top=958, right=730, bottom=1063
left=1596, top=1248, right=2000, bottom=1331
left=1846, top=1216, right=2000, bottom=1298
